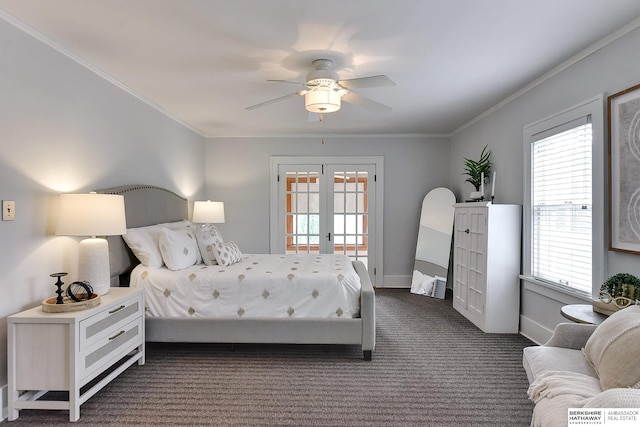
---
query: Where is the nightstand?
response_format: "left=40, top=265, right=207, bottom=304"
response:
left=7, top=287, right=145, bottom=422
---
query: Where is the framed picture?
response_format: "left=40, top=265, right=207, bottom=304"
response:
left=608, top=83, right=640, bottom=254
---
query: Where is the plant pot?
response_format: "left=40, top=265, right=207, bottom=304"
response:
left=470, top=191, right=483, bottom=200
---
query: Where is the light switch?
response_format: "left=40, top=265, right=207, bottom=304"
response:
left=3, top=200, right=15, bottom=221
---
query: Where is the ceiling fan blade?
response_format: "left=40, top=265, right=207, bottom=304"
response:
left=338, top=75, right=395, bottom=89
left=342, top=91, right=392, bottom=113
left=245, top=91, right=302, bottom=110
left=267, top=79, right=306, bottom=85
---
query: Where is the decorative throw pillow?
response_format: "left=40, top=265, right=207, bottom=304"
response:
left=186, top=222, right=203, bottom=265
left=122, top=220, right=190, bottom=268
left=195, top=224, right=224, bottom=265
left=584, top=305, right=640, bottom=390
left=213, top=241, right=243, bottom=266
left=158, top=226, right=200, bottom=271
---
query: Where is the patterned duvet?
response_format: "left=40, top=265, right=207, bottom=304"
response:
left=130, top=254, right=362, bottom=319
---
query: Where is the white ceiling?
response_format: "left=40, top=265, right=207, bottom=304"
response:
left=1, top=0, right=640, bottom=137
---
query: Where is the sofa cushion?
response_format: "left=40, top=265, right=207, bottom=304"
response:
left=584, top=305, right=640, bottom=390
left=523, top=346, right=597, bottom=384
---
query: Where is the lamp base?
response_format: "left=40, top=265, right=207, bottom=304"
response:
left=77, top=238, right=111, bottom=295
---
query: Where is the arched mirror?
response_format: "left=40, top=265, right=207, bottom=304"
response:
left=410, top=187, right=456, bottom=298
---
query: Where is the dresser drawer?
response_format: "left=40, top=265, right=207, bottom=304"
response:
left=79, top=295, right=142, bottom=351
left=80, top=316, right=143, bottom=382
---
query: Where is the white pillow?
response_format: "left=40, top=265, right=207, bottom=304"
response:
left=186, top=223, right=203, bottom=265
left=158, top=226, right=200, bottom=271
left=584, top=305, right=640, bottom=390
left=122, top=220, right=190, bottom=268
left=195, top=224, right=224, bottom=265
left=213, top=241, right=243, bottom=266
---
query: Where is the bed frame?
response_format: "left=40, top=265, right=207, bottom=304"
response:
left=101, top=185, right=376, bottom=360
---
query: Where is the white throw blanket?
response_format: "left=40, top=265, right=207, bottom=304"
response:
left=528, top=370, right=602, bottom=404
left=529, top=371, right=640, bottom=427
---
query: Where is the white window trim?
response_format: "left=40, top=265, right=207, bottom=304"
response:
left=522, top=95, right=606, bottom=299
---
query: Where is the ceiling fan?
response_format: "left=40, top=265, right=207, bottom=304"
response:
left=245, top=59, right=395, bottom=114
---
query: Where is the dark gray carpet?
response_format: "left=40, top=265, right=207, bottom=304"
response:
left=2, top=289, right=534, bottom=426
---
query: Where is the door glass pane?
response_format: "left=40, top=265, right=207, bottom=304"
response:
left=345, top=193, right=356, bottom=213
left=286, top=171, right=320, bottom=254
left=332, top=170, right=368, bottom=261
left=309, top=193, right=320, bottom=213
left=334, top=195, right=344, bottom=213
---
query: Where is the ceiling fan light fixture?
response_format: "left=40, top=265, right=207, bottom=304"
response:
left=305, top=87, right=341, bottom=113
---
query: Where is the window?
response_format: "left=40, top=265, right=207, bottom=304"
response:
left=523, top=96, right=604, bottom=297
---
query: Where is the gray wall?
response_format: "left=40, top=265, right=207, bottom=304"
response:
left=0, top=18, right=205, bottom=395
left=204, top=135, right=450, bottom=285
left=449, top=26, right=640, bottom=343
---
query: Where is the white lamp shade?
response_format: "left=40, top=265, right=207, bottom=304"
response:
left=56, top=193, right=126, bottom=295
left=192, top=201, right=225, bottom=224
left=305, top=88, right=341, bottom=113
left=56, top=193, right=126, bottom=237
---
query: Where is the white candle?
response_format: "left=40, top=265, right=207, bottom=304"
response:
left=491, top=171, right=496, bottom=199
left=480, top=172, right=484, bottom=198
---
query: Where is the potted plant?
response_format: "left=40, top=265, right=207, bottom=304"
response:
left=463, top=145, right=492, bottom=200
left=593, top=272, right=640, bottom=315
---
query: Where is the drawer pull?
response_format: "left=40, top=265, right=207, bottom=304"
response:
left=109, top=330, right=126, bottom=340
left=465, top=228, right=470, bottom=234
left=109, top=305, right=126, bottom=314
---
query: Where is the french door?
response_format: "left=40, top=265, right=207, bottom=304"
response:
left=270, top=157, right=383, bottom=285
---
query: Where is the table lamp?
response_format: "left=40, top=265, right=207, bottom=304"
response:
left=192, top=200, right=225, bottom=225
left=56, top=193, right=126, bottom=295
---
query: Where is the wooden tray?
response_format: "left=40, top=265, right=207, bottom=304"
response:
left=592, top=299, right=621, bottom=316
left=42, top=293, right=101, bottom=312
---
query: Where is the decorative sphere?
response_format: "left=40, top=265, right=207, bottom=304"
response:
left=66, top=281, right=94, bottom=302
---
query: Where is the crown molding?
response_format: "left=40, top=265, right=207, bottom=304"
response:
left=452, top=15, right=640, bottom=136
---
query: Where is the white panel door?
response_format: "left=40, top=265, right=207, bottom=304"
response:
left=271, top=157, right=381, bottom=284
left=326, top=164, right=375, bottom=268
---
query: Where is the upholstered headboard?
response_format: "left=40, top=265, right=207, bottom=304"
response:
left=98, top=185, right=188, bottom=286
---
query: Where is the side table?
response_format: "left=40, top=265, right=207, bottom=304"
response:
left=560, top=304, right=607, bottom=325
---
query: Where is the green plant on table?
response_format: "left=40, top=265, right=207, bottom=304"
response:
left=600, top=273, right=640, bottom=300
left=463, top=145, right=492, bottom=191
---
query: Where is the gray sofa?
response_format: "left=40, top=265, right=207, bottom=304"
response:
left=523, top=306, right=640, bottom=427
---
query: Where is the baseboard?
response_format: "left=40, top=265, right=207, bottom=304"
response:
left=1, top=383, right=6, bottom=422
left=519, top=315, right=553, bottom=345
left=382, top=275, right=411, bottom=288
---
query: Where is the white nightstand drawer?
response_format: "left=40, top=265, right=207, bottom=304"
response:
left=81, top=316, right=143, bottom=381
left=80, top=295, right=141, bottom=350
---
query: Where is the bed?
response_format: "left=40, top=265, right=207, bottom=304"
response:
left=102, top=185, right=375, bottom=360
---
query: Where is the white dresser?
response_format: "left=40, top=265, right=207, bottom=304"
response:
left=7, top=287, right=145, bottom=422
left=452, top=202, right=521, bottom=333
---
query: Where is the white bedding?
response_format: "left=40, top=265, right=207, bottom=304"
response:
left=130, top=254, right=362, bottom=319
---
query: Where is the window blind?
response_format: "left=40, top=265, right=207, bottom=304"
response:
left=531, top=116, right=592, bottom=294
